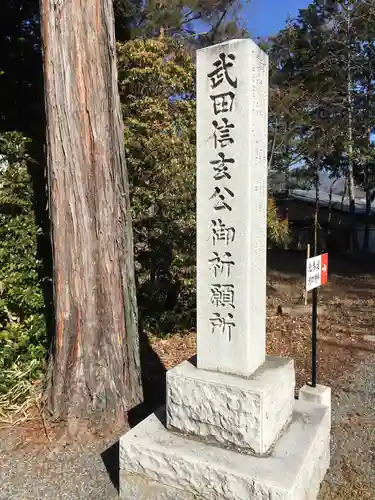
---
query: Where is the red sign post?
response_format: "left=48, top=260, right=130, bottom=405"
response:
left=320, top=253, right=328, bottom=286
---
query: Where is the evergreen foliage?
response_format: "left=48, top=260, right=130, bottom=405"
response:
left=118, top=38, right=197, bottom=332
left=0, top=132, right=46, bottom=398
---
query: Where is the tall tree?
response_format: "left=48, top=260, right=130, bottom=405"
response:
left=39, top=0, right=142, bottom=432
left=269, top=0, right=375, bottom=252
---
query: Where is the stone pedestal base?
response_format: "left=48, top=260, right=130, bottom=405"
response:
left=166, top=356, right=295, bottom=454
left=299, top=385, right=331, bottom=427
left=119, top=399, right=330, bottom=500
left=299, top=384, right=331, bottom=408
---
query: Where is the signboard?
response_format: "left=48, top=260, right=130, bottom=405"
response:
left=306, top=253, right=328, bottom=291
left=320, top=253, right=328, bottom=286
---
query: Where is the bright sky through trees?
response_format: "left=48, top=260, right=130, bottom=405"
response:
left=244, top=0, right=311, bottom=37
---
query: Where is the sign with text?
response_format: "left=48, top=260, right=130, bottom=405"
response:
left=306, top=253, right=328, bottom=291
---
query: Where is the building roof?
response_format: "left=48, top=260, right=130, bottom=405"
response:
left=289, top=188, right=375, bottom=214
left=269, top=169, right=375, bottom=215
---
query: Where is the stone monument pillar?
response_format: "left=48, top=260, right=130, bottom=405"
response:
left=196, top=39, right=267, bottom=377
left=119, top=39, right=331, bottom=500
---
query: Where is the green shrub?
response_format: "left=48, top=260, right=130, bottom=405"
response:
left=0, top=132, right=46, bottom=400
left=118, top=38, right=197, bottom=334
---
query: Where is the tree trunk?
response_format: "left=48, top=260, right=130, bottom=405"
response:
left=39, top=0, right=143, bottom=430
left=347, top=52, right=358, bottom=251
left=327, top=178, right=337, bottom=252
left=363, top=65, right=373, bottom=254
left=346, top=1, right=358, bottom=253
left=341, top=179, right=347, bottom=211
left=363, top=189, right=371, bottom=253
left=314, top=156, right=320, bottom=256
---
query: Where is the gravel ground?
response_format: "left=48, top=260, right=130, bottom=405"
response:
left=0, top=358, right=374, bottom=500
left=0, top=432, right=120, bottom=500
left=319, top=355, right=375, bottom=499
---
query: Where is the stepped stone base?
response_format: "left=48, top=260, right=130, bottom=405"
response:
left=119, top=399, right=330, bottom=500
left=166, top=356, right=295, bottom=454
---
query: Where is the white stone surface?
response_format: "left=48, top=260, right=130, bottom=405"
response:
left=196, top=39, right=269, bottom=377
left=119, top=474, right=197, bottom=500
left=120, top=399, right=330, bottom=500
left=166, top=356, right=295, bottom=454
left=299, top=384, right=331, bottom=428
left=299, top=385, right=331, bottom=409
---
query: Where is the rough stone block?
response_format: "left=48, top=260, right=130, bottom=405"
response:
left=119, top=399, right=330, bottom=500
left=166, top=356, right=295, bottom=454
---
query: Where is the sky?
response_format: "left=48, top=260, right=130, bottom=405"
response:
left=243, top=0, right=311, bottom=38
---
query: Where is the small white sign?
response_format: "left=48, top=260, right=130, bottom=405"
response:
left=306, top=255, right=321, bottom=291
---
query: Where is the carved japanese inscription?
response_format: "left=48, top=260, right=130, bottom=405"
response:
left=197, top=39, right=268, bottom=376
left=206, top=51, right=238, bottom=342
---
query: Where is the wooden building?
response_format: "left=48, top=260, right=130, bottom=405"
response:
left=269, top=172, right=375, bottom=254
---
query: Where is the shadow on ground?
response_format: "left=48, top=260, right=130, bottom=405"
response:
left=129, top=325, right=167, bottom=427
left=101, top=441, right=120, bottom=492
left=101, top=323, right=166, bottom=492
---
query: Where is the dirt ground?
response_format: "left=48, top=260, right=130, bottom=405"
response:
left=152, top=250, right=375, bottom=392
left=1, top=250, right=375, bottom=499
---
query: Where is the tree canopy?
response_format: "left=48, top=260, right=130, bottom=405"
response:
left=113, top=0, right=246, bottom=43
left=267, top=0, right=375, bottom=251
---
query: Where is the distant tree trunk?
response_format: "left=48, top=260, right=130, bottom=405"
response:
left=39, top=0, right=143, bottom=432
left=341, top=179, right=347, bottom=211
left=363, top=71, right=373, bottom=254
left=363, top=189, right=371, bottom=253
left=327, top=178, right=337, bottom=252
left=314, top=157, right=320, bottom=256
left=347, top=59, right=358, bottom=251
left=327, top=178, right=337, bottom=228
left=345, top=2, right=358, bottom=253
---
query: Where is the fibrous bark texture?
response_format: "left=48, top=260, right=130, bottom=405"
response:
left=39, top=0, right=143, bottom=426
